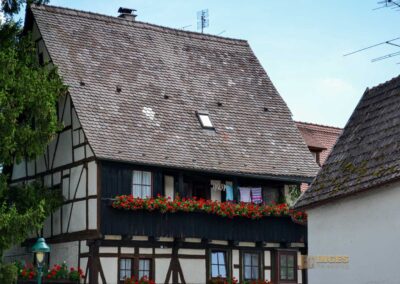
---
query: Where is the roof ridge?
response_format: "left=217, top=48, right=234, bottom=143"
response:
left=368, top=74, right=400, bottom=93
left=30, top=4, right=248, bottom=46
left=295, top=121, right=342, bottom=131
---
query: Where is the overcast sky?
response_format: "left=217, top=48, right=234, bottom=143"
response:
left=19, top=1, right=400, bottom=127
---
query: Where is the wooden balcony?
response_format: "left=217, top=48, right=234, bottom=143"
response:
left=100, top=201, right=307, bottom=243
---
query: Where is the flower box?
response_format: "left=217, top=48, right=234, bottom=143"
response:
left=17, top=263, right=84, bottom=284
left=17, top=280, right=79, bottom=284
left=111, top=195, right=307, bottom=222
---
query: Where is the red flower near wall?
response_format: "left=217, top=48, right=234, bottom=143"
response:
left=111, top=195, right=307, bottom=223
left=124, top=276, right=155, bottom=284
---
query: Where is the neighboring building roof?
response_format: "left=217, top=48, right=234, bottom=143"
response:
left=295, top=121, right=342, bottom=165
left=28, top=4, right=318, bottom=180
left=294, top=75, right=400, bottom=209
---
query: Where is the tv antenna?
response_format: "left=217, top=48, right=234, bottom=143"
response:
left=344, top=2, right=400, bottom=63
left=197, top=9, right=209, bottom=33
left=375, top=0, right=400, bottom=10
left=181, top=24, right=192, bottom=30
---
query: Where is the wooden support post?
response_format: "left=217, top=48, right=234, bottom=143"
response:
left=233, top=177, right=239, bottom=202
left=88, top=241, right=99, bottom=284
left=178, top=172, right=184, bottom=198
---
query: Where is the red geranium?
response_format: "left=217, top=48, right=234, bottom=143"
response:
left=112, top=195, right=307, bottom=222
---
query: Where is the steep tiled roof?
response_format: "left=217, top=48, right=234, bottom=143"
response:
left=30, top=4, right=318, bottom=179
left=294, top=75, right=400, bottom=209
left=296, top=121, right=342, bottom=165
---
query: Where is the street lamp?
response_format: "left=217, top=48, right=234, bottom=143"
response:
left=32, top=238, right=50, bottom=284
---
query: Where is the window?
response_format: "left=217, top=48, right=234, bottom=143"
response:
left=119, top=258, right=132, bottom=281
left=211, top=251, right=227, bottom=278
left=119, top=258, right=152, bottom=282
left=132, top=171, right=152, bottom=198
left=243, top=252, right=259, bottom=280
left=197, top=112, right=214, bottom=129
left=138, top=259, right=151, bottom=279
left=279, top=251, right=297, bottom=282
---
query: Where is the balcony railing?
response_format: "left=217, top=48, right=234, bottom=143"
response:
left=101, top=196, right=307, bottom=243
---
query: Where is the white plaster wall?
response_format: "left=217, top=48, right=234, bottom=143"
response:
left=121, top=247, right=135, bottom=254
left=88, top=198, right=97, bottom=230
left=74, top=146, right=86, bottom=161
left=53, top=130, right=73, bottom=168
left=75, top=167, right=87, bottom=198
left=43, top=215, right=52, bottom=238
left=72, top=108, right=80, bottom=130
left=100, top=257, right=118, bottom=284
left=155, top=258, right=170, bottom=284
left=70, top=165, right=84, bottom=200
left=80, top=241, right=89, bottom=254
left=53, top=171, right=61, bottom=185
left=307, top=180, right=400, bottom=284
left=139, top=248, right=153, bottom=254
left=99, top=247, right=118, bottom=254
left=180, top=259, right=206, bottom=284
left=232, top=250, right=239, bottom=280
left=50, top=241, right=79, bottom=268
left=69, top=200, right=86, bottom=232
left=62, top=175, right=70, bottom=199
left=11, top=160, right=26, bottom=180
left=27, top=160, right=35, bottom=176
left=80, top=257, right=88, bottom=275
left=297, top=251, right=302, bottom=284
left=62, top=203, right=72, bottom=233
left=36, top=155, right=47, bottom=174
left=264, top=250, right=271, bottom=266
left=178, top=249, right=205, bottom=255
left=52, top=208, right=61, bottom=235
left=88, top=161, right=97, bottom=196
left=86, top=145, right=94, bottom=157
left=3, top=245, right=31, bottom=264
left=155, top=248, right=172, bottom=254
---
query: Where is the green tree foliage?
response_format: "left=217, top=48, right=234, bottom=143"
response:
left=1, top=0, right=48, bottom=16
left=0, top=1, right=66, bottom=280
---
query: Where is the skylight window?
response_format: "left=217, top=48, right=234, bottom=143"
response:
left=197, top=112, right=214, bottom=129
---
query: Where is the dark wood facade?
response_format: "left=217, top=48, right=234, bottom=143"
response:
left=100, top=160, right=307, bottom=242
left=101, top=208, right=306, bottom=243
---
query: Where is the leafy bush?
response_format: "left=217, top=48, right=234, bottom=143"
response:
left=0, top=262, right=18, bottom=284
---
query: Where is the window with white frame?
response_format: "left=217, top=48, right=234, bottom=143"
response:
left=132, top=170, right=152, bottom=198
left=197, top=112, right=214, bottom=129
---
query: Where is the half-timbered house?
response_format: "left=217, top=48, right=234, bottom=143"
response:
left=7, top=4, right=319, bottom=284
left=294, top=76, right=400, bottom=284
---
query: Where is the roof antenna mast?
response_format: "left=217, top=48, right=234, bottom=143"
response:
left=197, top=9, right=209, bottom=33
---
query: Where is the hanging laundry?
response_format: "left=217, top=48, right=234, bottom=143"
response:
left=239, top=187, right=251, bottom=202
left=225, top=184, right=234, bottom=201
left=251, top=187, right=263, bottom=204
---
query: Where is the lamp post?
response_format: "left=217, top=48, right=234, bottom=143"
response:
left=32, top=238, right=50, bottom=284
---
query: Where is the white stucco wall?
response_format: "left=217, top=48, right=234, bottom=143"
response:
left=180, top=258, right=206, bottom=284
left=50, top=241, right=79, bottom=268
left=307, top=180, right=400, bottom=284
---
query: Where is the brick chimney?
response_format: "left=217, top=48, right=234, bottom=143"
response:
left=118, top=7, right=137, bottom=21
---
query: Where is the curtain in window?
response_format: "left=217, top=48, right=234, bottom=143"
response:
left=132, top=171, right=142, bottom=197
left=119, top=259, right=132, bottom=280
left=142, top=171, right=152, bottom=198
left=132, top=171, right=152, bottom=198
